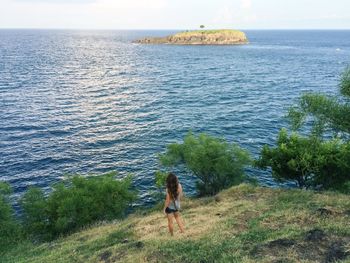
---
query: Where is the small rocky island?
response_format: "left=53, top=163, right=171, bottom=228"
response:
left=134, top=29, right=248, bottom=45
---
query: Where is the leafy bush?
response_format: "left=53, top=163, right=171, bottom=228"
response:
left=340, top=66, right=350, bottom=97
left=288, top=67, right=350, bottom=137
left=313, top=138, right=350, bottom=191
left=159, top=132, right=251, bottom=196
left=256, top=128, right=350, bottom=190
left=152, top=171, right=168, bottom=201
left=21, top=172, right=136, bottom=241
left=258, top=68, right=350, bottom=192
left=0, top=182, right=21, bottom=250
left=20, top=187, right=50, bottom=241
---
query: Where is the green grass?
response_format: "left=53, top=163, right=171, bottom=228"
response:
left=172, top=29, right=247, bottom=41
left=174, top=29, right=245, bottom=36
left=2, top=184, right=350, bottom=262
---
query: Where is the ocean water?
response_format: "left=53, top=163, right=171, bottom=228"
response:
left=0, top=30, right=349, bottom=205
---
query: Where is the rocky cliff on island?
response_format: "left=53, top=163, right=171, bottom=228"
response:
left=134, top=29, right=248, bottom=45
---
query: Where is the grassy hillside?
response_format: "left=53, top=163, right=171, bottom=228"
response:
left=2, top=184, right=350, bottom=263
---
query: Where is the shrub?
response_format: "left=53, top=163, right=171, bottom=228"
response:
left=288, top=67, right=350, bottom=137
left=159, top=132, right=251, bottom=196
left=21, top=172, right=137, bottom=241
left=340, top=66, right=350, bottom=97
left=0, top=182, right=21, bottom=250
left=313, top=139, right=350, bottom=191
left=256, top=129, right=350, bottom=190
left=20, top=187, right=50, bottom=240
left=258, top=67, right=350, bottom=192
left=153, top=171, right=168, bottom=201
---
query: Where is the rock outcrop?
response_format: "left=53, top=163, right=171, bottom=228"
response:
left=134, top=29, right=248, bottom=45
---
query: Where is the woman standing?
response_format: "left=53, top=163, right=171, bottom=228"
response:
left=163, top=173, right=185, bottom=236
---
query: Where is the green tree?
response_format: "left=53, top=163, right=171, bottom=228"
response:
left=257, top=67, right=350, bottom=192
left=20, top=187, right=49, bottom=240
left=155, top=171, right=167, bottom=190
left=159, top=132, right=251, bottom=196
left=0, top=182, right=21, bottom=250
left=288, top=67, right=350, bottom=138
left=152, top=171, right=168, bottom=202
left=21, top=172, right=137, bottom=241
left=200, top=25, right=205, bottom=29
left=313, top=138, right=350, bottom=191
left=256, top=129, right=350, bottom=190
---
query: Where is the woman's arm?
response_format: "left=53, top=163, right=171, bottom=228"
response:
left=163, top=190, right=170, bottom=214
left=178, top=183, right=183, bottom=199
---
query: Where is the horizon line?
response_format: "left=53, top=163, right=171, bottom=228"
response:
left=1, top=27, right=350, bottom=31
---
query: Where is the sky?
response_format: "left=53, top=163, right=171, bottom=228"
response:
left=0, top=0, right=350, bottom=30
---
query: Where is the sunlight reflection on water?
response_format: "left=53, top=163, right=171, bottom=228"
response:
left=0, top=30, right=349, bottom=206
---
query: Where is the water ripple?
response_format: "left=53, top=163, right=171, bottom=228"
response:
left=1, top=30, right=349, bottom=205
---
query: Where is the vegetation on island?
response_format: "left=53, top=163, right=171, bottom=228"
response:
left=1, top=68, right=350, bottom=262
left=134, top=29, right=248, bottom=45
left=172, top=29, right=247, bottom=38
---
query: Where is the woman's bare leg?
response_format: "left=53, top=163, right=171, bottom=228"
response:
left=174, top=212, right=185, bottom=233
left=167, top=214, right=174, bottom=236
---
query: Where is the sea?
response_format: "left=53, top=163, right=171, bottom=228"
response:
left=0, top=29, right=349, bottom=206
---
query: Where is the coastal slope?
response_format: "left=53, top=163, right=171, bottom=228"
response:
left=3, top=184, right=350, bottom=263
left=134, top=29, right=248, bottom=45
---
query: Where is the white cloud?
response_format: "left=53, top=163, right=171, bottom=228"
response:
left=243, top=13, right=257, bottom=23
left=13, top=0, right=96, bottom=3
left=213, top=6, right=234, bottom=25
left=89, top=0, right=166, bottom=10
left=0, top=0, right=168, bottom=28
left=240, top=0, right=251, bottom=9
left=211, top=1, right=256, bottom=28
left=1, top=0, right=349, bottom=29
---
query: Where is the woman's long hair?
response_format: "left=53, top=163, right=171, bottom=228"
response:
left=166, top=173, right=179, bottom=200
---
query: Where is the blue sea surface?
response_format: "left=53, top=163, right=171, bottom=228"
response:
left=0, top=30, right=349, bottom=205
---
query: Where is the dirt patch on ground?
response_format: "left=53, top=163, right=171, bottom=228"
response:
left=145, top=253, right=168, bottom=263
left=269, top=259, right=295, bottom=263
left=316, top=208, right=334, bottom=216
left=77, top=236, right=88, bottom=242
left=267, top=238, right=296, bottom=248
left=305, top=229, right=327, bottom=242
left=324, top=241, right=349, bottom=263
left=103, top=250, right=128, bottom=263
left=251, top=229, right=350, bottom=263
left=130, top=241, right=144, bottom=249
left=99, top=250, right=112, bottom=262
